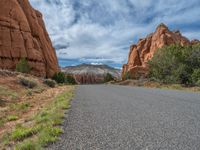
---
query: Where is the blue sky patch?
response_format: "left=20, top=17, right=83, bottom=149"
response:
left=30, top=0, right=200, bottom=68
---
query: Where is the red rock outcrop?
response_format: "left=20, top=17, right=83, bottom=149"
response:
left=0, top=0, right=59, bottom=77
left=122, top=23, right=196, bottom=78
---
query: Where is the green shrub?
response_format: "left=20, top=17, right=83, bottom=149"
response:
left=65, top=75, right=77, bottom=85
left=192, top=69, right=200, bottom=85
left=123, top=71, right=131, bottom=80
left=18, top=76, right=37, bottom=88
left=16, top=58, right=31, bottom=73
left=52, top=72, right=65, bottom=83
left=43, top=79, right=56, bottom=88
left=104, top=73, right=114, bottom=82
left=148, top=44, right=200, bottom=85
left=196, top=80, right=200, bottom=87
left=11, top=125, right=40, bottom=141
left=7, top=115, right=18, bottom=121
left=15, top=139, right=39, bottom=150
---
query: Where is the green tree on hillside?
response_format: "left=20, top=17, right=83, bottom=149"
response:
left=52, top=72, right=65, bottom=83
left=122, top=71, right=131, bottom=80
left=65, top=75, right=77, bottom=85
left=104, top=73, right=114, bottom=82
left=16, top=58, right=31, bottom=73
left=148, top=44, right=200, bottom=85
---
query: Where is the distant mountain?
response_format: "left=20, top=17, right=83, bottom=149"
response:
left=62, top=64, right=121, bottom=84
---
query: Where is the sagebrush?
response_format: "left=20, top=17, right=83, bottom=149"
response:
left=148, top=44, right=200, bottom=86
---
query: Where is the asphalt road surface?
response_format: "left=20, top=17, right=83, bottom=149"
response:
left=48, top=85, right=200, bottom=150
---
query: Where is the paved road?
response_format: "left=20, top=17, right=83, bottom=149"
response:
left=48, top=85, right=200, bottom=150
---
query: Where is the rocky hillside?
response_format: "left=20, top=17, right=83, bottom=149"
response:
left=0, top=0, right=59, bottom=77
left=122, top=23, right=199, bottom=78
left=62, top=64, right=121, bottom=84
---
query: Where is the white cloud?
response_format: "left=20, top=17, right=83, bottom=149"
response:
left=29, top=0, right=200, bottom=66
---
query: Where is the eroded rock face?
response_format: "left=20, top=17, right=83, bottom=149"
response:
left=122, top=23, right=196, bottom=78
left=0, top=0, right=59, bottom=77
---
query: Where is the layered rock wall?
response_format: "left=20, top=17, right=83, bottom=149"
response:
left=0, top=0, right=59, bottom=77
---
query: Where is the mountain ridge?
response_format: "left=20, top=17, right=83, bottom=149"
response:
left=62, top=64, right=121, bottom=84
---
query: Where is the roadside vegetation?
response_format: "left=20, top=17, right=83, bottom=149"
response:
left=43, top=79, right=57, bottom=88
left=52, top=72, right=77, bottom=85
left=104, top=73, right=114, bottom=82
left=13, top=89, right=73, bottom=150
left=18, top=75, right=38, bottom=88
left=0, top=70, right=75, bottom=149
left=117, top=44, right=200, bottom=92
left=122, top=72, right=132, bottom=81
left=16, top=58, right=31, bottom=74
left=148, top=44, right=200, bottom=87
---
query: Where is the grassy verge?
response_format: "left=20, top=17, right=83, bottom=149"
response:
left=0, top=85, right=18, bottom=100
left=2, top=86, right=74, bottom=150
left=144, top=81, right=200, bottom=92
left=114, top=80, right=200, bottom=92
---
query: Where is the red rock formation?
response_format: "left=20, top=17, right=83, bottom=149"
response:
left=122, top=23, right=196, bottom=78
left=0, top=0, right=59, bottom=77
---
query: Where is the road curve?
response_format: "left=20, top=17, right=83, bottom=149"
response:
left=48, top=85, right=200, bottom=150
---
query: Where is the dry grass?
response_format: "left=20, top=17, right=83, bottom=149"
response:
left=0, top=71, right=75, bottom=149
left=113, top=79, right=200, bottom=92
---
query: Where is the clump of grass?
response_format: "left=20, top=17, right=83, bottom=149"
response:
left=0, top=118, right=5, bottom=127
left=1, top=87, right=74, bottom=149
left=18, top=76, right=37, bottom=88
left=16, top=58, right=31, bottom=74
left=7, top=115, right=18, bottom=121
left=15, top=139, right=40, bottom=150
left=2, top=133, right=10, bottom=146
left=11, top=124, right=40, bottom=141
left=10, top=102, right=31, bottom=113
left=37, top=126, right=63, bottom=146
left=0, top=86, right=18, bottom=100
left=32, top=86, right=45, bottom=94
left=26, top=86, right=45, bottom=96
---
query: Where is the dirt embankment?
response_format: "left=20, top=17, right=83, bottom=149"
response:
left=0, top=70, right=73, bottom=148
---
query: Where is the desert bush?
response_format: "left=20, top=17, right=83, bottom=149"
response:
left=18, top=76, right=37, bottom=88
left=104, top=73, right=114, bottom=82
left=192, top=69, right=200, bottom=85
left=196, top=80, right=200, bottom=87
left=65, top=75, right=77, bottom=85
left=52, top=72, right=65, bottom=83
left=16, top=58, right=31, bottom=73
left=43, top=79, right=56, bottom=88
left=148, top=44, right=200, bottom=85
left=123, top=71, right=131, bottom=80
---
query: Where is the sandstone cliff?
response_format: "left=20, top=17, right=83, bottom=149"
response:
left=62, top=64, right=121, bottom=84
left=0, top=0, right=59, bottom=77
left=122, top=23, right=199, bottom=78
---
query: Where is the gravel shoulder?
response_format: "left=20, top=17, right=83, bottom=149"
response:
left=48, top=85, right=200, bottom=150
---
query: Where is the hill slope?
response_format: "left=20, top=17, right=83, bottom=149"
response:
left=62, top=64, right=121, bottom=84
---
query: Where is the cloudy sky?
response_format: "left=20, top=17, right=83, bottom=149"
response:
left=29, top=0, right=200, bottom=68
